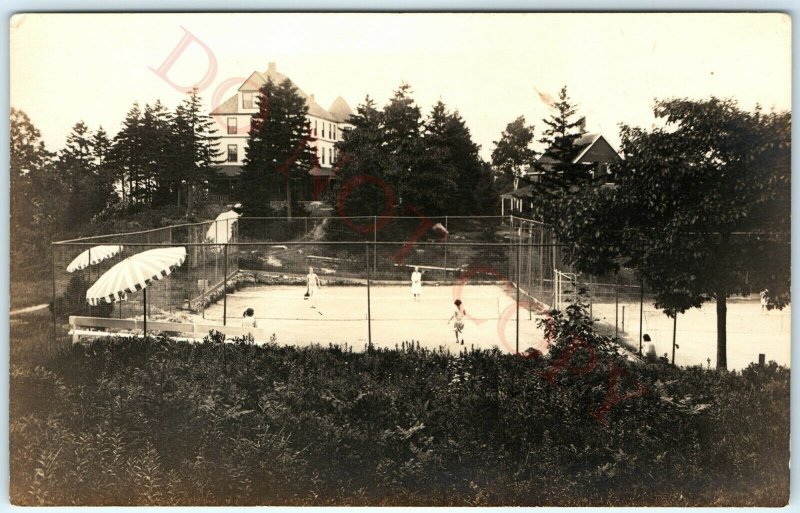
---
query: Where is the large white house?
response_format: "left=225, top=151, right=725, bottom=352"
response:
left=210, top=62, right=354, bottom=197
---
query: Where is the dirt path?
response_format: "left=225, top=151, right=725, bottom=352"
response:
left=10, top=303, right=49, bottom=316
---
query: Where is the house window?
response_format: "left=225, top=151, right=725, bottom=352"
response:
left=333, top=125, right=337, bottom=140
left=314, top=120, right=318, bottom=136
left=227, top=144, right=237, bottom=163
left=242, top=92, right=254, bottom=109
left=242, top=92, right=255, bottom=109
left=328, top=148, right=332, bottom=164
left=227, top=118, right=237, bottom=135
left=321, top=147, right=326, bottom=165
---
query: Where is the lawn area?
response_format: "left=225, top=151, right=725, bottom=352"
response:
left=10, top=278, right=53, bottom=310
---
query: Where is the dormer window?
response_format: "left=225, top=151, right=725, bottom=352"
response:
left=242, top=92, right=255, bottom=109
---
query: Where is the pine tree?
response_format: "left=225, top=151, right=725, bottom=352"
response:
left=139, top=100, right=174, bottom=205
left=60, top=121, right=99, bottom=224
left=536, top=86, right=592, bottom=191
left=423, top=101, right=492, bottom=214
left=239, top=78, right=315, bottom=219
left=110, top=103, right=146, bottom=205
left=332, top=96, right=393, bottom=222
left=173, top=87, right=223, bottom=214
left=10, top=108, right=63, bottom=271
left=382, top=83, right=424, bottom=207
left=491, top=116, right=536, bottom=191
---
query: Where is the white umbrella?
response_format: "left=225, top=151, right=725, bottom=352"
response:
left=66, top=245, right=124, bottom=273
left=86, top=247, right=187, bottom=332
left=206, top=210, right=240, bottom=245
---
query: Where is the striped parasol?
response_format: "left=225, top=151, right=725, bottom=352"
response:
left=86, top=247, right=187, bottom=306
left=66, top=245, right=124, bottom=273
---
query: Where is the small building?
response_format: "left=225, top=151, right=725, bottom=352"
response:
left=501, top=133, right=620, bottom=216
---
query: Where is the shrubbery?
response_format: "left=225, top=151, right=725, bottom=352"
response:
left=10, top=303, right=789, bottom=506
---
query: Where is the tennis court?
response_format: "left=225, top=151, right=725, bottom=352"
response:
left=188, top=282, right=551, bottom=353
left=591, top=299, right=791, bottom=370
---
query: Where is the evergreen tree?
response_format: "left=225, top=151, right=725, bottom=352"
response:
left=490, top=116, right=536, bottom=191
left=59, top=121, right=113, bottom=224
left=333, top=96, right=392, bottom=220
left=423, top=101, right=493, bottom=214
left=10, top=108, right=63, bottom=271
left=109, top=103, right=146, bottom=205
left=535, top=86, right=592, bottom=192
left=382, top=83, right=424, bottom=208
left=173, top=87, right=223, bottom=214
left=239, top=78, right=315, bottom=219
left=141, top=100, right=175, bottom=206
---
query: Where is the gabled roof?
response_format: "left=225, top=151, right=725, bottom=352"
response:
left=211, top=95, right=240, bottom=115
left=533, top=133, right=620, bottom=172
left=211, top=63, right=348, bottom=123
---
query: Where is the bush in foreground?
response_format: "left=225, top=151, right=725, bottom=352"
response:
left=10, top=305, right=789, bottom=506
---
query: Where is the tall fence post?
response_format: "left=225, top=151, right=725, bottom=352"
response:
left=443, top=216, right=448, bottom=278
left=366, top=242, right=372, bottom=350
left=527, top=225, right=533, bottom=320
left=615, top=287, right=619, bottom=339
left=638, top=279, right=644, bottom=355
left=52, top=246, right=57, bottom=342
left=373, top=216, right=377, bottom=273
left=223, top=244, right=228, bottom=326
left=672, top=314, right=677, bottom=365
left=516, top=239, right=521, bottom=354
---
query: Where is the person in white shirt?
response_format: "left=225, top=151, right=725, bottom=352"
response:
left=411, top=266, right=423, bottom=301
left=306, top=267, right=322, bottom=309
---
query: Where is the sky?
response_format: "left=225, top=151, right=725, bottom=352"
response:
left=9, top=12, right=792, bottom=160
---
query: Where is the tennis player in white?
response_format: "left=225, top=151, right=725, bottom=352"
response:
left=411, top=266, right=423, bottom=301
left=306, top=266, right=322, bottom=311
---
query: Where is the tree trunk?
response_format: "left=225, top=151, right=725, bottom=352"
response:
left=715, top=231, right=731, bottom=370
left=176, top=185, right=181, bottom=207
left=286, top=176, right=292, bottom=219
left=186, top=184, right=194, bottom=217
left=716, top=288, right=727, bottom=369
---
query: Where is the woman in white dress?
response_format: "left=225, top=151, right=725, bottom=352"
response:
left=411, top=266, right=423, bottom=301
left=306, top=267, right=322, bottom=309
left=448, top=299, right=466, bottom=345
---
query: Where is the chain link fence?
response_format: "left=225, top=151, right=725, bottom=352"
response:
left=50, top=214, right=788, bottom=367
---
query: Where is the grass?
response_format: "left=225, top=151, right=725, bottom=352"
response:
left=11, top=278, right=54, bottom=310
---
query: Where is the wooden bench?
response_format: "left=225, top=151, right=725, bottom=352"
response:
left=68, top=316, right=270, bottom=343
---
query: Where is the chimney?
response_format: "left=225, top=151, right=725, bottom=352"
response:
left=310, top=94, right=315, bottom=100
left=268, top=62, right=276, bottom=74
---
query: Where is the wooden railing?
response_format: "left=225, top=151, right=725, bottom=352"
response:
left=68, top=316, right=269, bottom=343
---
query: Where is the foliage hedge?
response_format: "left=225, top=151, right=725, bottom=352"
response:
left=10, top=303, right=788, bottom=506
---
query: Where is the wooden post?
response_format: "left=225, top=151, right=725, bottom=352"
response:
left=622, top=306, right=626, bottom=333
left=638, top=280, right=644, bottom=355
left=672, top=314, right=677, bottom=365
left=143, top=287, right=147, bottom=334
left=516, top=240, right=521, bottom=354
left=527, top=225, right=533, bottom=320
left=615, top=287, right=619, bottom=338
left=373, top=216, right=377, bottom=273
left=443, top=216, right=448, bottom=278
left=223, top=244, right=228, bottom=326
left=759, top=353, right=766, bottom=366
left=366, top=243, right=372, bottom=350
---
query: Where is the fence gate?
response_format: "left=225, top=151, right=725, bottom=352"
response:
left=554, top=269, right=578, bottom=311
